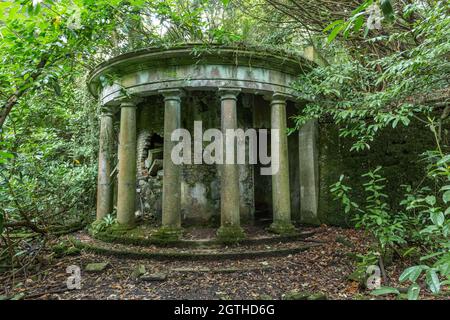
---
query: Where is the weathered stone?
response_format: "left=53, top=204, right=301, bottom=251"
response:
left=307, top=292, right=328, bottom=300
left=218, top=88, right=243, bottom=237
left=161, top=89, right=183, bottom=229
left=282, top=290, right=312, bottom=300
left=268, top=220, right=296, bottom=235
left=148, top=158, right=163, bottom=176
left=131, top=264, right=146, bottom=279
left=270, top=93, right=294, bottom=232
left=96, top=111, right=114, bottom=220
left=85, top=262, right=110, bottom=273
left=145, top=147, right=163, bottom=169
left=282, top=290, right=326, bottom=300
left=299, top=119, right=320, bottom=225
left=153, top=226, right=183, bottom=243
left=140, top=272, right=167, bottom=282
left=117, top=101, right=137, bottom=227
left=216, top=224, right=245, bottom=244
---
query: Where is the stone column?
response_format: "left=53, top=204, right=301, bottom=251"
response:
left=117, top=101, right=137, bottom=227
left=270, top=93, right=295, bottom=234
left=96, top=109, right=114, bottom=221
left=217, top=88, right=245, bottom=242
left=160, top=89, right=183, bottom=231
left=299, top=119, right=320, bottom=225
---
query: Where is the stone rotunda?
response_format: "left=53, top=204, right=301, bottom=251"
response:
left=88, top=44, right=320, bottom=242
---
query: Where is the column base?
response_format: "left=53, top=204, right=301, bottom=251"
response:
left=216, top=225, right=246, bottom=244
left=299, top=213, right=321, bottom=226
left=153, top=226, right=183, bottom=244
left=89, top=220, right=135, bottom=237
left=269, top=220, right=296, bottom=235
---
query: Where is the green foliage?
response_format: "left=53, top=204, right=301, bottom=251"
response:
left=330, top=175, right=358, bottom=214
left=0, top=72, right=98, bottom=234
left=90, top=214, right=117, bottom=235
left=294, top=1, right=449, bottom=152
left=371, top=286, right=400, bottom=296
left=332, top=150, right=450, bottom=297
left=331, top=167, right=407, bottom=250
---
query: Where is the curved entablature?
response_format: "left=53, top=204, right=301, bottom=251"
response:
left=88, top=44, right=313, bottom=106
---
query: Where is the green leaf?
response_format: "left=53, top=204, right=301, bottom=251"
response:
left=443, top=190, right=450, bottom=204
left=0, top=150, right=14, bottom=164
left=399, top=266, right=423, bottom=283
left=430, top=211, right=445, bottom=226
left=421, top=251, right=445, bottom=261
left=407, top=284, right=420, bottom=300
left=380, top=0, right=395, bottom=22
left=327, top=24, right=344, bottom=43
left=352, top=0, right=373, bottom=15
left=371, top=286, right=400, bottom=296
left=425, top=270, right=440, bottom=294
left=353, top=16, right=364, bottom=32
left=323, top=20, right=344, bottom=32
left=425, top=195, right=436, bottom=206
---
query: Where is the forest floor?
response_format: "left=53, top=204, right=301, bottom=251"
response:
left=1, top=225, right=447, bottom=300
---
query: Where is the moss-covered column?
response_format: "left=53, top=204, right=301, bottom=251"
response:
left=117, top=101, right=137, bottom=227
left=299, top=119, right=320, bottom=225
left=217, top=88, right=245, bottom=242
left=96, top=109, right=114, bottom=221
left=269, top=93, right=295, bottom=234
left=159, top=89, right=183, bottom=238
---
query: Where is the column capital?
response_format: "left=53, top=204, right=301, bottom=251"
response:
left=159, top=88, right=185, bottom=102
left=100, top=107, right=115, bottom=117
left=117, top=96, right=142, bottom=108
left=268, top=92, right=289, bottom=105
left=218, top=88, right=241, bottom=101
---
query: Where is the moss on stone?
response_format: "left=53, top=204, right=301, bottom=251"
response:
left=52, top=241, right=81, bottom=258
left=282, top=290, right=327, bottom=300
left=152, top=226, right=183, bottom=244
left=268, top=220, right=296, bottom=235
left=73, top=238, right=319, bottom=261
left=216, top=225, right=246, bottom=244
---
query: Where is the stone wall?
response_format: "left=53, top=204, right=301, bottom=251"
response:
left=135, top=97, right=165, bottom=220
left=318, top=119, right=436, bottom=226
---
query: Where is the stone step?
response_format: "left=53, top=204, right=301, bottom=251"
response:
left=91, top=229, right=317, bottom=249
left=73, top=236, right=321, bottom=261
